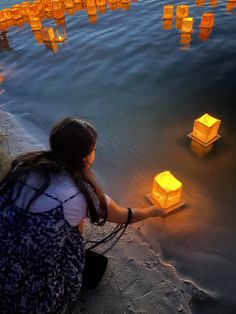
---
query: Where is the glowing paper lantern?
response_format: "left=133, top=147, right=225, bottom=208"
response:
left=2, top=9, right=12, bottom=20
left=74, top=0, right=82, bottom=3
left=41, top=27, right=55, bottom=42
left=44, top=0, right=53, bottom=12
left=0, top=12, right=6, bottom=23
left=196, top=0, right=204, bottom=6
left=181, top=17, right=194, bottom=33
left=152, top=171, right=183, bottom=209
left=176, top=5, right=188, bottom=18
left=210, top=0, right=218, bottom=7
left=189, top=113, right=221, bottom=146
left=29, top=17, right=42, bottom=30
left=20, top=3, right=30, bottom=17
left=87, top=0, right=97, bottom=15
left=97, top=5, right=107, bottom=13
left=163, top=5, right=173, bottom=19
left=52, top=0, right=65, bottom=19
left=199, top=27, right=212, bottom=41
left=27, top=4, right=39, bottom=17
left=200, top=13, right=214, bottom=28
left=96, top=0, right=106, bottom=4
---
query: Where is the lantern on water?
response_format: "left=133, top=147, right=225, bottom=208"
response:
left=181, top=17, right=194, bottom=33
left=0, top=12, right=6, bottom=23
left=97, top=5, right=106, bottom=13
left=196, top=0, right=204, bottom=7
left=96, top=0, right=106, bottom=5
left=74, top=0, right=82, bottom=3
left=52, top=0, right=64, bottom=19
left=163, top=5, right=173, bottom=19
left=64, top=0, right=74, bottom=8
left=29, top=17, right=42, bottom=30
left=44, top=0, right=53, bottom=12
left=41, top=27, right=55, bottom=42
left=163, top=19, right=172, bottom=30
left=176, top=5, right=188, bottom=18
left=20, top=3, right=30, bottom=17
left=2, top=9, right=12, bottom=21
left=10, top=7, right=22, bottom=20
left=27, top=4, right=39, bottom=17
left=152, top=171, right=183, bottom=210
left=210, top=0, right=218, bottom=7
left=191, top=113, right=221, bottom=145
left=87, top=0, right=97, bottom=16
left=200, top=13, right=214, bottom=28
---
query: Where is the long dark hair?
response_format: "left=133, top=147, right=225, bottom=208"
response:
left=0, top=117, right=107, bottom=225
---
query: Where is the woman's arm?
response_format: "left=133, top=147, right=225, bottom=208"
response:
left=106, top=198, right=165, bottom=224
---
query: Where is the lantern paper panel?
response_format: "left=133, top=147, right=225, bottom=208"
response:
left=30, top=17, right=42, bottom=30
left=210, top=0, right=218, bottom=7
left=192, top=113, right=221, bottom=144
left=200, top=13, right=214, bottom=28
left=11, top=7, right=22, bottom=20
left=181, top=17, right=194, bottom=33
left=163, top=5, right=174, bottom=19
left=152, top=171, right=183, bottom=209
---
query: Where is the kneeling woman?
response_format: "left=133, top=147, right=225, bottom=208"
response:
left=0, top=117, right=164, bottom=314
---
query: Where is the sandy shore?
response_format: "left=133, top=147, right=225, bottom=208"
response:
left=0, top=111, right=215, bottom=313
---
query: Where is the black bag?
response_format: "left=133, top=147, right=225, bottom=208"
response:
left=82, top=208, right=132, bottom=289
left=82, top=249, right=108, bottom=289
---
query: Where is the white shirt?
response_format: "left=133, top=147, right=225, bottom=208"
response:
left=14, top=171, right=110, bottom=227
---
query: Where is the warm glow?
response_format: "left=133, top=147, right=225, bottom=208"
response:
left=200, top=13, right=214, bottom=28
left=163, top=5, right=173, bottom=19
left=180, top=32, right=192, bottom=45
left=176, top=5, right=188, bottom=18
left=27, top=4, right=39, bottom=16
left=10, top=7, right=22, bottom=20
left=196, top=0, right=204, bottom=6
left=199, top=27, right=212, bottom=41
left=64, top=0, right=74, bottom=9
left=29, top=17, right=42, bottom=30
left=181, top=17, right=194, bottom=33
left=163, top=19, right=172, bottom=30
left=152, top=171, right=183, bottom=209
left=192, top=113, right=221, bottom=144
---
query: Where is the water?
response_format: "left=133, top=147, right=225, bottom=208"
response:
left=1, top=0, right=236, bottom=313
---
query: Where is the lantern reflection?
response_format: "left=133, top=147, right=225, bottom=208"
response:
left=180, top=32, right=192, bottom=45
left=163, top=19, right=172, bottom=30
left=11, top=7, right=22, bottom=20
left=44, top=40, right=58, bottom=52
left=29, top=17, right=42, bottom=30
left=147, top=171, right=185, bottom=212
left=199, top=27, right=212, bottom=41
left=189, top=113, right=221, bottom=146
left=190, top=140, right=213, bottom=158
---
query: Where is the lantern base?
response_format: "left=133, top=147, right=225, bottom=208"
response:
left=187, top=132, right=221, bottom=147
left=145, top=193, right=186, bottom=214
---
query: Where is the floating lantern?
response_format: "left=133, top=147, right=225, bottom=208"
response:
left=2, top=9, right=12, bottom=21
left=146, top=171, right=185, bottom=213
left=176, top=5, right=188, bottom=18
left=41, top=27, right=55, bottom=42
left=44, top=0, right=53, bottom=12
left=35, top=0, right=43, bottom=12
left=181, top=17, right=194, bottom=33
left=29, top=17, right=42, bottom=30
left=64, top=0, right=74, bottom=8
left=52, top=0, right=65, bottom=19
left=196, top=0, right=204, bottom=6
left=74, top=3, right=83, bottom=10
left=163, top=5, right=174, bottom=19
left=188, top=113, right=221, bottom=146
left=199, top=27, right=212, bottom=41
left=226, top=1, right=235, bottom=12
left=163, top=19, right=172, bottom=30
left=10, top=7, right=22, bottom=20
left=109, top=3, right=119, bottom=10
left=180, top=32, right=192, bottom=45
left=210, top=0, right=218, bottom=7
left=65, top=8, right=75, bottom=15
left=200, top=12, right=214, bottom=28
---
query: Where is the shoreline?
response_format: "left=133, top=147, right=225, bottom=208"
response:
left=0, top=110, right=215, bottom=313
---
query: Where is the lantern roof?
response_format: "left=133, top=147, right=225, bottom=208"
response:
left=154, top=171, right=182, bottom=192
left=197, top=113, right=220, bottom=127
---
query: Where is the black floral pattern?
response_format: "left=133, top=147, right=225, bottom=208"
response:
left=0, top=188, right=85, bottom=314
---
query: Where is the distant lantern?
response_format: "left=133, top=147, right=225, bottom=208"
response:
left=181, top=17, right=194, bottom=33
left=163, top=5, right=174, bottom=19
left=96, top=0, right=106, bottom=5
left=2, top=8, right=12, bottom=20
left=196, top=0, right=204, bottom=6
left=200, top=13, right=214, bottom=28
left=87, top=0, right=97, bottom=15
left=41, top=27, right=55, bottom=42
left=64, top=0, right=74, bottom=8
left=210, top=0, right=218, bottom=7
left=189, top=113, right=221, bottom=146
left=10, top=7, right=22, bottom=20
left=44, top=0, right=53, bottom=12
left=150, top=171, right=183, bottom=210
left=29, top=17, right=42, bottom=31
left=52, top=0, right=64, bottom=19
left=20, top=3, right=30, bottom=17
left=176, top=5, right=188, bottom=18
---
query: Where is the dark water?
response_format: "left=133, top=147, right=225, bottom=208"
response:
left=1, top=0, right=236, bottom=313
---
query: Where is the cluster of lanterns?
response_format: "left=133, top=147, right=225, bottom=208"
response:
left=162, top=1, right=235, bottom=47
left=0, top=0, right=134, bottom=52
left=147, top=113, right=221, bottom=213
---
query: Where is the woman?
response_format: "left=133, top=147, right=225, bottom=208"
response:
left=0, top=117, right=164, bottom=314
